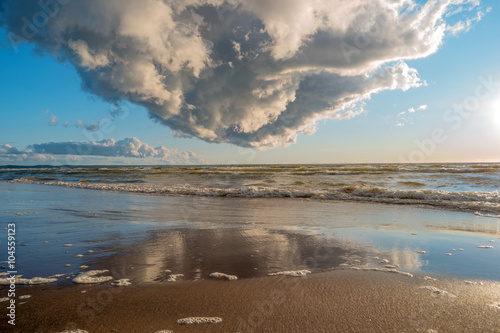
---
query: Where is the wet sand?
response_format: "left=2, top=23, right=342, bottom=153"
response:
left=3, top=270, right=500, bottom=332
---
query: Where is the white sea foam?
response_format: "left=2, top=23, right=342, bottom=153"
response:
left=155, top=330, right=173, bottom=333
left=177, top=317, right=222, bottom=324
left=0, top=276, right=57, bottom=285
left=351, top=267, right=413, bottom=277
left=0, top=297, right=9, bottom=302
left=268, top=270, right=311, bottom=277
left=167, top=274, right=184, bottom=282
left=49, top=274, right=65, bottom=278
left=72, top=270, right=113, bottom=284
left=18, top=295, right=31, bottom=299
left=474, top=211, right=500, bottom=218
left=420, top=286, right=456, bottom=298
left=209, top=272, right=237, bottom=280
left=111, top=278, right=132, bottom=286
left=464, top=280, right=484, bottom=285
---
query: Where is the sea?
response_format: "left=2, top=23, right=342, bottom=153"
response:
left=1, top=163, right=499, bottom=217
left=1, top=163, right=500, bottom=282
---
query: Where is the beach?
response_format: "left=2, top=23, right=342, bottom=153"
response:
left=1, top=170, right=500, bottom=332
left=2, top=0, right=499, bottom=330
left=4, top=270, right=500, bottom=333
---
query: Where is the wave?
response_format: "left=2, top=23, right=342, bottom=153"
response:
left=474, top=212, right=500, bottom=218
left=9, top=179, right=500, bottom=215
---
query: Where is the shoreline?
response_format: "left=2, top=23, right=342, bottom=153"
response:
left=2, top=270, right=500, bottom=332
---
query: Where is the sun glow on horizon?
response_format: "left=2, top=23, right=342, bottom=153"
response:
left=491, top=99, right=500, bottom=126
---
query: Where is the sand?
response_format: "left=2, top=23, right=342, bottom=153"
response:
left=2, top=270, right=500, bottom=332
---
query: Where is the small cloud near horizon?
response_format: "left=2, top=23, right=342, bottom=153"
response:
left=0, top=137, right=204, bottom=165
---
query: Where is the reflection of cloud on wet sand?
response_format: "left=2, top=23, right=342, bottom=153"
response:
left=387, top=248, right=425, bottom=271
left=98, top=227, right=354, bottom=283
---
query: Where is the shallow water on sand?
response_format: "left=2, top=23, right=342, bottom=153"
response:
left=0, top=183, right=499, bottom=284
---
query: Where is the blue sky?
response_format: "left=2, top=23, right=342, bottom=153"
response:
left=1, top=0, right=499, bottom=165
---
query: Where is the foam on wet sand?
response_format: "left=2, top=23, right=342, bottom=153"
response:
left=268, top=270, right=311, bottom=277
left=111, top=278, right=132, bottom=286
left=177, top=317, right=223, bottom=324
left=420, top=286, right=456, bottom=298
left=167, top=274, right=184, bottom=282
left=0, top=276, right=58, bottom=285
left=209, top=272, right=238, bottom=280
left=72, top=270, right=113, bottom=284
left=351, top=267, right=413, bottom=277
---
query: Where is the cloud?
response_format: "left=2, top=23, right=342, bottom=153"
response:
left=0, top=144, right=54, bottom=162
left=74, top=119, right=101, bottom=132
left=395, top=104, right=429, bottom=126
left=408, top=104, right=428, bottom=113
left=0, top=138, right=203, bottom=164
left=49, top=114, right=59, bottom=126
left=0, top=0, right=485, bottom=149
left=42, top=110, right=59, bottom=126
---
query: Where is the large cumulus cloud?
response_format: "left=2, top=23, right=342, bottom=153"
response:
left=0, top=0, right=486, bottom=149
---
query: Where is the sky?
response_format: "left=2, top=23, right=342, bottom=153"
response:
left=1, top=0, right=499, bottom=165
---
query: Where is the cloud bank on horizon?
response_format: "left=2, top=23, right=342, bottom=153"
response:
left=0, top=138, right=203, bottom=164
left=0, top=0, right=486, bottom=150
